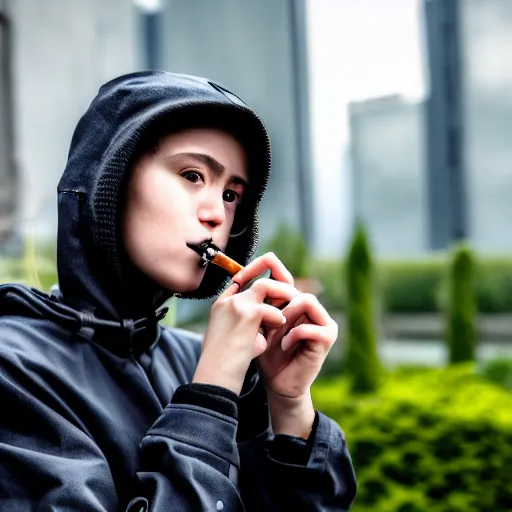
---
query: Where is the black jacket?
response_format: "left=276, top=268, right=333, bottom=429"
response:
left=0, top=72, right=356, bottom=511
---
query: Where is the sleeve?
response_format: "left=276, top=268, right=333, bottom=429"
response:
left=235, top=365, right=358, bottom=511
left=0, top=346, right=355, bottom=512
left=0, top=356, right=245, bottom=512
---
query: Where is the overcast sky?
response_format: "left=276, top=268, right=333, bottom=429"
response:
left=306, top=0, right=426, bottom=256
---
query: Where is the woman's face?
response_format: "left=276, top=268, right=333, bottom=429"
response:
left=122, top=127, right=248, bottom=293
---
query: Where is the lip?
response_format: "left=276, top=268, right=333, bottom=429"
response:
left=188, top=237, right=212, bottom=246
left=186, top=238, right=225, bottom=254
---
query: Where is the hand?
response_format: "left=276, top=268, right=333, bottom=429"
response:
left=193, top=253, right=298, bottom=395
left=258, top=293, right=338, bottom=437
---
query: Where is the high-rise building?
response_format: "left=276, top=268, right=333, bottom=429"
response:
left=424, top=0, right=467, bottom=250
left=161, top=0, right=313, bottom=245
left=350, top=0, right=512, bottom=256
left=460, top=0, right=512, bottom=252
left=349, top=95, right=427, bottom=256
left=1, top=0, right=139, bottom=245
left=424, top=0, right=512, bottom=252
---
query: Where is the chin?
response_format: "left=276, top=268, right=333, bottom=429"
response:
left=154, top=270, right=205, bottom=293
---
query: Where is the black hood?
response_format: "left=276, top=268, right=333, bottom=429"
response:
left=56, top=71, right=271, bottom=322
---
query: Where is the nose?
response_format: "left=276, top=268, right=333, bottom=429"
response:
left=197, top=192, right=226, bottom=230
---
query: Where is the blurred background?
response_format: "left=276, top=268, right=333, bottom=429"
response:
left=1, top=0, right=512, bottom=510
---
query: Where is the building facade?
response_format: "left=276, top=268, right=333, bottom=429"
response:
left=461, top=0, right=512, bottom=253
left=161, top=0, right=313, bottom=244
left=350, top=0, right=512, bottom=256
left=0, top=0, right=15, bottom=253
left=5, top=0, right=139, bottom=245
left=0, top=0, right=313, bottom=252
left=349, top=95, right=428, bottom=257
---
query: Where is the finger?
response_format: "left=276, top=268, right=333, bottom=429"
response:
left=234, top=252, right=294, bottom=287
left=257, top=303, right=288, bottom=328
left=281, top=293, right=330, bottom=327
left=218, top=280, right=242, bottom=299
left=281, top=323, right=337, bottom=352
left=254, top=331, right=269, bottom=357
left=248, top=278, right=299, bottom=304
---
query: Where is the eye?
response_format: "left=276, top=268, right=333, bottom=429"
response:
left=182, top=170, right=203, bottom=184
left=223, top=189, right=239, bottom=203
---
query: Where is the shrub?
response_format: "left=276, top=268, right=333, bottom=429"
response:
left=0, top=238, right=58, bottom=292
left=475, top=259, right=512, bottom=313
left=379, top=259, right=446, bottom=313
left=345, top=224, right=382, bottom=393
left=312, top=365, right=512, bottom=512
left=446, top=245, right=477, bottom=363
left=479, top=357, right=512, bottom=391
left=263, top=223, right=310, bottom=278
left=313, top=256, right=512, bottom=314
left=311, top=259, right=345, bottom=311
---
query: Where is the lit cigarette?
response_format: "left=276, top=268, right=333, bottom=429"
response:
left=186, top=241, right=244, bottom=277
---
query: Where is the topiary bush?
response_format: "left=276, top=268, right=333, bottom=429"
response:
left=312, top=365, right=512, bottom=512
left=345, top=224, right=382, bottom=393
left=446, top=244, right=477, bottom=363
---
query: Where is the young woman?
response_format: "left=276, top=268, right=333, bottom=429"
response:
left=0, top=71, right=356, bottom=511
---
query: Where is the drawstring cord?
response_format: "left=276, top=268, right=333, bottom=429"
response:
left=76, top=307, right=169, bottom=354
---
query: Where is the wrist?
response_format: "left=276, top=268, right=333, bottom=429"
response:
left=267, top=390, right=316, bottom=439
left=193, top=359, right=245, bottom=395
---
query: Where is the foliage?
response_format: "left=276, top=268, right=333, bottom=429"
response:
left=345, top=224, right=382, bottom=393
left=446, top=244, right=477, bottom=363
left=479, top=357, right=512, bottom=391
left=474, top=259, right=512, bottom=313
left=0, top=238, right=58, bottom=292
left=310, top=259, right=345, bottom=311
left=263, top=223, right=310, bottom=278
left=379, top=259, right=446, bottom=313
left=312, top=256, right=512, bottom=314
left=312, top=365, right=512, bottom=512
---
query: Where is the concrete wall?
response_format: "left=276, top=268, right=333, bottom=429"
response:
left=0, top=2, right=14, bottom=245
left=161, top=0, right=311, bottom=243
left=461, top=0, right=512, bottom=253
left=9, top=0, right=139, bottom=240
left=350, top=96, right=427, bottom=257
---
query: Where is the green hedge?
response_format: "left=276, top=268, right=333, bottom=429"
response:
left=379, top=259, right=446, bottom=313
left=312, top=257, right=512, bottom=314
left=312, top=365, right=512, bottom=512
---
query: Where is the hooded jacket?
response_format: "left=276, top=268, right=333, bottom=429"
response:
left=0, top=71, right=356, bottom=511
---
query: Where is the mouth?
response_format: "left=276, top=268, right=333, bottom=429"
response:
left=187, top=238, right=220, bottom=268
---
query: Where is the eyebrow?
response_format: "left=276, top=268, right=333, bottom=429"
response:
left=173, top=152, right=248, bottom=188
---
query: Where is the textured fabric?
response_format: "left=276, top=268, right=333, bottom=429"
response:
left=171, top=383, right=239, bottom=420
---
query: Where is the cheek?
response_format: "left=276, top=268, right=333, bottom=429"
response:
left=134, top=173, right=191, bottom=225
left=124, top=173, right=184, bottom=254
